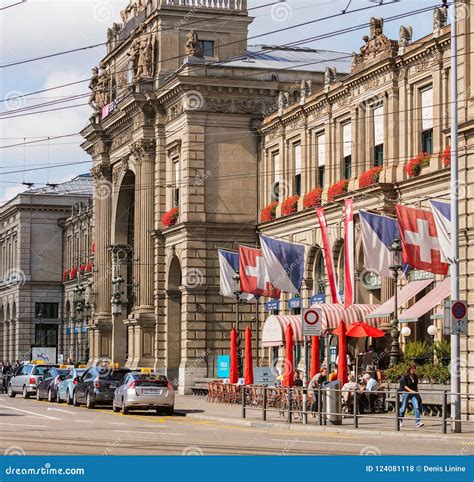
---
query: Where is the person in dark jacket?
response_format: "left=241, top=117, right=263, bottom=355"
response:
left=399, top=364, right=424, bottom=428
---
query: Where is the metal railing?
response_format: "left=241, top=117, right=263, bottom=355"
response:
left=227, top=385, right=473, bottom=434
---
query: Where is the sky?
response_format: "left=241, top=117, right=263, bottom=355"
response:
left=0, top=0, right=443, bottom=203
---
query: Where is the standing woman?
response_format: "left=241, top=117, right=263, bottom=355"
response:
left=399, top=364, right=424, bottom=428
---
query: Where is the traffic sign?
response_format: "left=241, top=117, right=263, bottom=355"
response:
left=302, top=307, right=322, bottom=336
left=451, top=300, right=468, bottom=336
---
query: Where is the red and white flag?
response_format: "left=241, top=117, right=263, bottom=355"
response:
left=395, top=204, right=449, bottom=275
left=238, top=246, right=281, bottom=298
left=344, top=199, right=354, bottom=307
left=316, top=207, right=340, bottom=304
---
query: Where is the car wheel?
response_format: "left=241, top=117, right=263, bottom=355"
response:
left=121, top=400, right=129, bottom=415
left=47, top=389, right=54, bottom=403
left=86, top=392, right=95, bottom=409
left=36, top=389, right=41, bottom=401
left=66, top=390, right=73, bottom=405
left=161, top=406, right=174, bottom=416
left=73, top=392, right=79, bottom=407
left=7, top=385, right=16, bottom=398
left=112, top=402, right=120, bottom=413
left=56, top=392, right=62, bottom=404
left=22, top=386, right=30, bottom=399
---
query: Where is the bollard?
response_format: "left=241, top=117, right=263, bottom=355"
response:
left=442, top=390, right=447, bottom=434
left=395, top=390, right=400, bottom=431
left=287, top=387, right=292, bottom=424
left=241, top=386, right=246, bottom=419
left=262, top=386, right=267, bottom=421
left=353, top=390, right=358, bottom=429
left=302, top=389, right=308, bottom=425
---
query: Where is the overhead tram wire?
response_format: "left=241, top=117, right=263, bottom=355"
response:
left=0, top=1, right=456, bottom=111
left=1, top=6, right=462, bottom=120
left=0, top=0, right=404, bottom=70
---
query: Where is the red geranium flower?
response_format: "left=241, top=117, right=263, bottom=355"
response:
left=63, top=271, right=70, bottom=282
left=69, top=267, right=78, bottom=280
left=440, top=145, right=451, bottom=168
left=358, top=166, right=383, bottom=188
left=162, top=207, right=179, bottom=228
left=303, top=187, right=323, bottom=209
left=328, top=180, right=349, bottom=202
left=260, top=201, right=278, bottom=222
left=91, top=241, right=95, bottom=254
left=405, top=152, right=431, bottom=177
left=79, top=264, right=86, bottom=274
left=85, top=262, right=93, bottom=273
left=281, top=195, right=299, bottom=216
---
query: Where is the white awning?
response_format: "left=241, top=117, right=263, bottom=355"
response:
left=261, top=315, right=303, bottom=347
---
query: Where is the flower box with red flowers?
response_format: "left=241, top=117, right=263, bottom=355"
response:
left=162, top=207, right=179, bottom=228
left=405, top=152, right=431, bottom=177
left=69, top=267, right=78, bottom=280
left=260, top=201, right=278, bottom=222
left=85, top=262, right=93, bottom=273
left=358, top=166, right=383, bottom=188
left=440, top=146, right=451, bottom=168
left=328, top=180, right=349, bottom=202
left=303, top=187, right=323, bottom=209
left=281, top=195, right=299, bottom=216
left=63, top=271, right=70, bottom=282
left=79, top=264, right=86, bottom=275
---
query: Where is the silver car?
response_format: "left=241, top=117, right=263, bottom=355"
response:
left=112, top=372, right=174, bottom=415
left=7, top=363, right=57, bottom=399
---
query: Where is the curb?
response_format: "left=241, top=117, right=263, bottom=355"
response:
left=181, top=412, right=471, bottom=441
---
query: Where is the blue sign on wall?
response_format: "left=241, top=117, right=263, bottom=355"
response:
left=310, top=293, right=326, bottom=305
left=217, top=355, right=230, bottom=378
left=82, top=325, right=87, bottom=333
left=265, top=300, right=280, bottom=312
left=287, top=297, right=301, bottom=309
left=66, top=327, right=71, bottom=335
left=74, top=327, right=79, bottom=334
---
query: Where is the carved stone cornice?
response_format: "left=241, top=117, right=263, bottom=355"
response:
left=130, top=138, right=156, bottom=163
left=90, top=162, right=112, bottom=181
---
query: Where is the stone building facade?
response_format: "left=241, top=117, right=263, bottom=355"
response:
left=257, top=8, right=473, bottom=413
left=0, top=175, right=92, bottom=363
left=81, top=0, right=351, bottom=391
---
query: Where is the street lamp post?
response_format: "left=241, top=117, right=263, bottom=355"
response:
left=232, top=272, right=243, bottom=378
left=389, top=236, right=403, bottom=367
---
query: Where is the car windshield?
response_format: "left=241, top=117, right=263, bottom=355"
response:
left=132, top=374, right=167, bottom=381
left=56, top=369, right=69, bottom=376
left=32, top=366, right=54, bottom=375
left=107, top=370, right=130, bottom=381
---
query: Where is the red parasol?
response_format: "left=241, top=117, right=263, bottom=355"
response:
left=282, top=324, right=294, bottom=387
left=336, top=319, right=349, bottom=386
left=230, top=327, right=239, bottom=384
left=345, top=321, right=385, bottom=338
left=244, top=326, right=254, bottom=385
left=310, top=336, right=320, bottom=380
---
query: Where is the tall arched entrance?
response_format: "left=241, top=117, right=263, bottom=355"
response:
left=166, top=256, right=182, bottom=386
left=112, top=170, right=135, bottom=366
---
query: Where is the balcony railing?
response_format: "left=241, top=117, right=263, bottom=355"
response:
left=160, top=0, right=247, bottom=11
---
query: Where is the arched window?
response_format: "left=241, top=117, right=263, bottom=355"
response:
left=312, top=249, right=326, bottom=295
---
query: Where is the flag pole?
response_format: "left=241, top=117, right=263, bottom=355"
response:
left=449, top=0, right=461, bottom=433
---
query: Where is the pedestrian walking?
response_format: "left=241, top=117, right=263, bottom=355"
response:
left=308, top=367, right=328, bottom=414
left=399, top=364, right=424, bottom=428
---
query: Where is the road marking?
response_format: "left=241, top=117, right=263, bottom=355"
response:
left=47, top=407, right=77, bottom=415
left=0, top=404, right=61, bottom=420
left=112, top=430, right=185, bottom=436
left=268, top=438, right=367, bottom=447
left=0, top=422, right=48, bottom=428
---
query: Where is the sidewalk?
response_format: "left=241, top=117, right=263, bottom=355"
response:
left=175, top=395, right=474, bottom=440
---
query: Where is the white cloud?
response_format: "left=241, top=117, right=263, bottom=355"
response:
left=0, top=184, right=28, bottom=206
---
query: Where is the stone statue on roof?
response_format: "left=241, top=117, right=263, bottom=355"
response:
left=185, top=30, right=202, bottom=57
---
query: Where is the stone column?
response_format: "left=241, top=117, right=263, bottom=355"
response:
left=90, top=162, right=113, bottom=364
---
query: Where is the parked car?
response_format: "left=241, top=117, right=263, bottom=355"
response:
left=73, top=366, right=130, bottom=409
left=112, top=372, right=175, bottom=415
left=57, top=368, right=87, bottom=405
left=7, top=363, right=58, bottom=399
left=36, top=368, right=70, bottom=402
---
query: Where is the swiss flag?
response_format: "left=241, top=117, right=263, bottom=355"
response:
left=239, top=246, right=281, bottom=298
left=396, top=205, right=449, bottom=275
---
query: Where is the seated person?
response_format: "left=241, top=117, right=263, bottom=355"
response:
left=341, top=375, right=360, bottom=405
left=360, top=373, right=379, bottom=413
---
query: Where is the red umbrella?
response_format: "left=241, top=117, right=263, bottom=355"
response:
left=345, top=321, right=385, bottom=339
left=310, top=336, right=320, bottom=380
left=244, top=326, right=254, bottom=385
left=282, top=324, right=294, bottom=388
left=230, top=327, right=238, bottom=384
left=336, top=319, right=349, bottom=386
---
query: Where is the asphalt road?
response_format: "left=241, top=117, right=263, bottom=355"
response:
left=0, top=395, right=469, bottom=456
